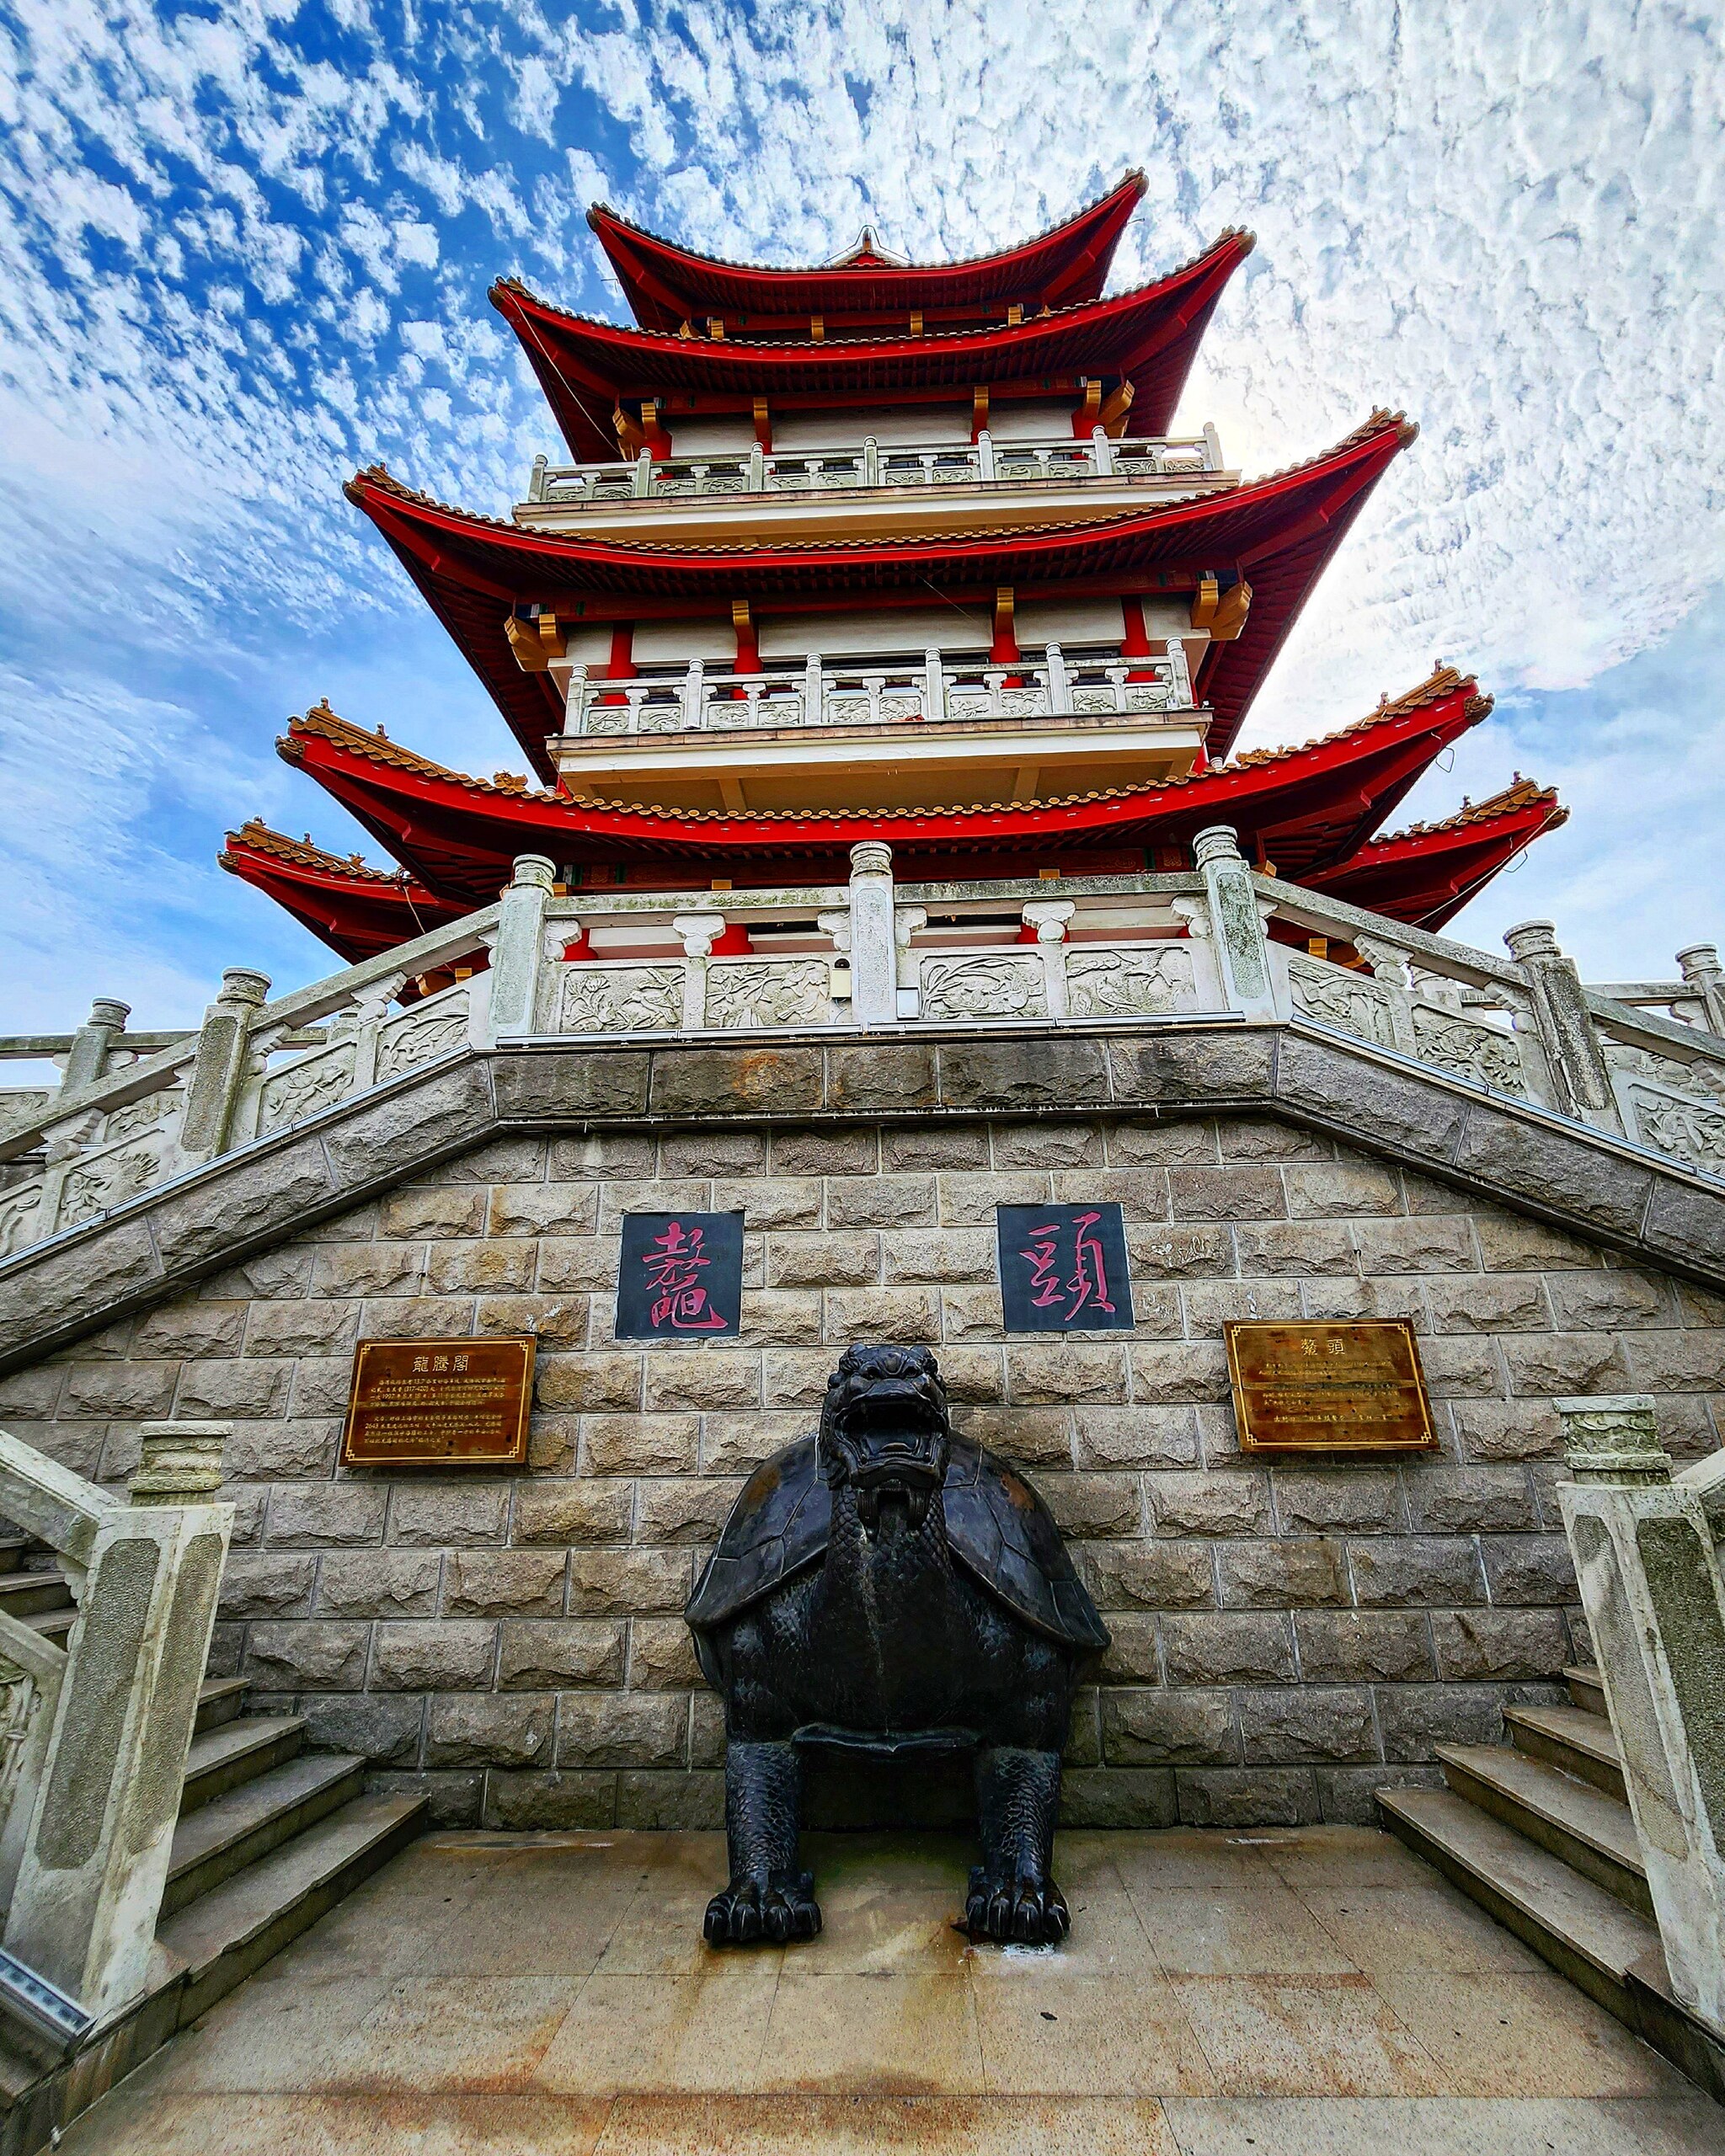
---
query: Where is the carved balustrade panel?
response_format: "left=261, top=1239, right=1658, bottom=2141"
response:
left=0, top=1182, right=44, bottom=1258
left=919, top=953, right=1049, bottom=1022
left=703, top=960, right=833, bottom=1030
left=375, top=988, right=471, bottom=1082
left=1620, top=1078, right=1725, bottom=1179
left=1063, top=945, right=1198, bottom=1021
left=1287, top=955, right=1401, bottom=1050
left=559, top=964, right=687, bottom=1034
left=57, top=1127, right=173, bottom=1230
left=257, top=1041, right=358, bottom=1134
left=1409, top=1003, right=1529, bottom=1094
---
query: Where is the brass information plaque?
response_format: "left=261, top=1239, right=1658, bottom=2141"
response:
left=1223, top=1320, right=1436, bottom=1454
left=340, top=1337, right=535, bottom=1469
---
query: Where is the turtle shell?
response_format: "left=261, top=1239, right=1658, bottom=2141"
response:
left=686, top=1434, right=1108, bottom=1654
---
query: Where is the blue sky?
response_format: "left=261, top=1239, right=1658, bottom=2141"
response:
left=1, top=0, right=1722, bottom=1032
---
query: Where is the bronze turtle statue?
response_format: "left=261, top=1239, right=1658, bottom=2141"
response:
left=686, top=1343, right=1108, bottom=1947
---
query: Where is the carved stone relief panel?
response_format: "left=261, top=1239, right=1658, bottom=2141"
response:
left=1606, top=1040, right=1725, bottom=1103
left=0, top=1184, right=43, bottom=1258
left=1411, top=1005, right=1527, bottom=1093
left=1624, top=1081, right=1725, bottom=1178
left=561, top=965, right=686, bottom=1033
left=58, top=1134, right=167, bottom=1228
left=102, top=1090, right=184, bottom=1145
left=259, top=1043, right=358, bottom=1134
left=703, top=961, right=830, bottom=1029
left=1064, top=947, right=1195, bottom=1020
left=1288, top=956, right=1397, bottom=1049
left=375, top=993, right=471, bottom=1083
left=919, top=953, right=1048, bottom=1022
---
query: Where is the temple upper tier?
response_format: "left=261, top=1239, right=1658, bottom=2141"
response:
left=224, top=175, right=1564, bottom=961
left=588, top=173, right=1150, bottom=331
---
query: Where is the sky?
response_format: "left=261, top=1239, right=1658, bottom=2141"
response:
left=0, top=0, right=1722, bottom=1034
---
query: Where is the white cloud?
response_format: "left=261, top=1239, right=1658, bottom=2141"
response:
left=0, top=0, right=1720, bottom=1014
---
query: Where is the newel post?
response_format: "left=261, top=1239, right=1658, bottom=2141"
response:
left=1, top=1425, right=232, bottom=2023
left=848, top=842, right=898, bottom=1027
left=489, top=855, right=557, bottom=1038
left=1503, top=921, right=1620, bottom=1129
left=1677, top=944, right=1725, bottom=1038
left=179, top=969, right=271, bottom=1163
left=1555, top=1397, right=1725, bottom=2038
left=1193, top=825, right=1275, bottom=1018
left=60, top=1000, right=131, bottom=1096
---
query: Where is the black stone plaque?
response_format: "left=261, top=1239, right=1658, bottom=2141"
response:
left=996, top=1203, right=1135, bottom=1332
left=616, top=1211, right=745, bottom=1339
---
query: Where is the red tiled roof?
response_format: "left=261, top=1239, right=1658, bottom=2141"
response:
left=276, top=666, right=1484, bottom=905
left=494, top=228, right=1254, bottom=460
left=590, top=173, right=1152, bottom=329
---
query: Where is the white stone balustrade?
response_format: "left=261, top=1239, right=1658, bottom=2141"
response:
left=526, top=426, right=1225, bottom=507
left=3, top=839, right=1725, bottom=1260
left=1556, top=1398, right=1725, bottom=2041
left=0, top=1422, right=232, bottom=2028
left=564, top=644, right=1193, bottom=738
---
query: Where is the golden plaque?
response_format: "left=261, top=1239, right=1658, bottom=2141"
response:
left=1223, top=1320, right=1436, bottom=1454
left=340, top=1337, right=536, bottom=1469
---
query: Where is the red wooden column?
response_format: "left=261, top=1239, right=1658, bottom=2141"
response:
left=596, top=622, right=636, bottom=707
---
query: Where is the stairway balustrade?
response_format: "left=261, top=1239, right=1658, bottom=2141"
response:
left=4, top=842, right=1725, bottom=1262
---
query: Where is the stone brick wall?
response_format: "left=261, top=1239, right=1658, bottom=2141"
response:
left=4, top=1110, right=1721, bottom=1831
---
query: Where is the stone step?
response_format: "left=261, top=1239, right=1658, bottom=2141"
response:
left=1436, top=1742, right=1651, bottom=1919
left=158, top=1793, right=428, bottom=2025
left=194, top=1675, right=251, bottom=1737
left=1376, top=1784, right=1661, bottom=2020
left=0, top=1571, right=69, bottom=1619
left=0, top=1538, right=26, bottom=1576
left=162, top=1752, right=367, bottom=1917
left=21, top=1608, right=74, bottom=1644
left=1566, top=1663, right=1608, bottom=1717
left=1505, top=1701, right=1626, bottom=1803
left=179, top=1716, right=305, bottom=1817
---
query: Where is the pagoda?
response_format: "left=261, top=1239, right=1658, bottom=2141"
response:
left=224, top=172, right=1564, bottom=961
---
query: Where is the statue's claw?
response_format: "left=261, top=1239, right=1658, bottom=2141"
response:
left=964, top=1864, right=1070, bottom=1945
left=705, top=1870, right=821, bottom=1948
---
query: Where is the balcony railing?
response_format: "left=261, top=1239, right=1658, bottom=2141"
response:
left=565, top=645, right=1196, bottom=739
left=525, top=426, right=1225, bottom=509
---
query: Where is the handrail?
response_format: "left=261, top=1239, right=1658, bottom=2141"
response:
left=0, top=1422, right=231, bottom=2025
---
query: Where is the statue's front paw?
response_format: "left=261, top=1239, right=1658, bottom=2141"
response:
left=704, top=1870, right=822, bottom=1947
left=964, top=1863, right=1071, bottom=1945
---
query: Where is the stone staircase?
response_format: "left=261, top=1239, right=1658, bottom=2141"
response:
left=1378, top=1667, right=1722, bottom=2097
left=0, top=1537, right=425, bottom=2027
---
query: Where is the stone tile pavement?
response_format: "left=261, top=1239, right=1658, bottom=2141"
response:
left=58, top=1828, right=1721, bottom=2153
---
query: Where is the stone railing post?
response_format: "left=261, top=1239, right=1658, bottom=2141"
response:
left=1503, top=921, right=1620, bottom=1129
left=1677, top=944, right=1725, bottom=1038
left=1193, top=825, right=1275, bottom=1018
left=1022, top=900, right=1074, bottom=1020
left=0, top=1424, right=232, bottom=2022
left=1555, top=1396, right=1725, bottom=2037
left=179, top=969, right=271, bottom=1164
left=848, top=842, right=898, bottom=1028
left=672, top=914, right=720, bottom=1029
left=489, top=855, right=557, bottom=1038
left=60, top=1000, right=131, bottom=1095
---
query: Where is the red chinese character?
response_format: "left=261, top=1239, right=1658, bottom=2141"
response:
left=1065, top=1210, right=1115, bottom=1319
left=1019, top=1212, right=1114, bottom=1325
left=642, top=1220, right=728, bottom=1331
